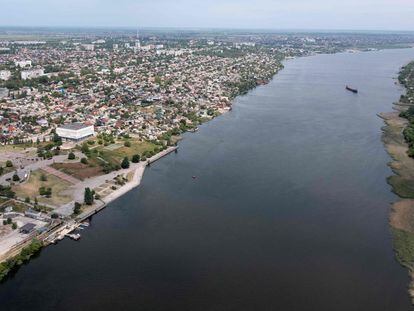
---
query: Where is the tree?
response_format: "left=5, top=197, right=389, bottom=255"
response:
left=73, top=202, right=82, bottom=215
left=131, top=154, right=140, bottom=163
left=68, top=152, right=75, bottom=160
left=80, top=157, right=88, bottom=165
left=39, top=187, right=52, bottom=197
left=40, top=173, right=47, bottom=181
left=0, top=166, right=3, bottom=175
left=5, top=160, right=13, bottom=168
left=25, top=197, right=30, bottom=203
left=81, top=143, right=90, bottom=154
left=124, top=141, right=131, bottom=147
left=121, top=157, right=130, bottom=169
left=12, top=223, right=17, bottom=230
left=84, top=188, right=94, bottom=205
left=52, top=133, right=62, bottom=146
left=12, top=173, right=20, bottom=182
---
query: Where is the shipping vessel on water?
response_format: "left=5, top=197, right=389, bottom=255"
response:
left=346, top=85, right=358, bottom=93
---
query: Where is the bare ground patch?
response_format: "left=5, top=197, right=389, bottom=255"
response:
left=51, top=162, right=103, bottom=180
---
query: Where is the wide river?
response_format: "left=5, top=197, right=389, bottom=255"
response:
left=2, top=49, right=414, bottom=310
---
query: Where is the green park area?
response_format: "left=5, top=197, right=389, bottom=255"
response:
left=12, top=170, right=72, bottom=207
left=76, top=135, right=161, bottom=174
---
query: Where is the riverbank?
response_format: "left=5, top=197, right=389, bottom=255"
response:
left=0, top=58, right=283, bottom=278
left=380, top=61, right=414, bottom=303
left=76, top=146, right=178, bottom=221
left=0, top=146, right=178, bottom=280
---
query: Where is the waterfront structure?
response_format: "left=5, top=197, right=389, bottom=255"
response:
left=56, top=123, right=95, bottom=141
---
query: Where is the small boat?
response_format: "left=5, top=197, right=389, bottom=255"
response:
left=66, top=233, right=81, bottom=241
left=192, top=176, right=197, bottom=179
left=346, top=85, right=358, bottom=93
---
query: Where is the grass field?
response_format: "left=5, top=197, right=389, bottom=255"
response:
left=12, top=170, right=73, bottom=206
left=90, top=139, right=156, bottom=166
left=51, top=162, right=103, bottom=180
left=106, top=140, right=156, bottom=160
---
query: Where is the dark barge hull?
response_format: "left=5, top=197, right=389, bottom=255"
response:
left=346, top=86, right=358, bottom=93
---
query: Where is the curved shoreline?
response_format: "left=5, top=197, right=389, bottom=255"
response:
left=0, top=65, right=284, bottom=280
left=380, top=94, right=414, bottom=302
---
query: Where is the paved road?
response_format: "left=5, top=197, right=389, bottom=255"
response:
left=41, top=166, right=80, bottom=185
left=0, top=152, right=83, bottom=186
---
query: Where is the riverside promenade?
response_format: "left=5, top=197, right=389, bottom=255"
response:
left=0, top=146, right=178, bottom=263
left=76, top=146, right=178, bottom=221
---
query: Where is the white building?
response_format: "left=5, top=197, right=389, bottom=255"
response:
left=37, top=119, right=49, bottom=127
left=82, top=44, right=95, bottom=51
left=141, top=45, right=153, bottom=51
left=56, top=123, right=95, bottom=141
left=21, top=68, right=44, bottom=80
left=0, top=88, right=9, bottom=99
left=14, top=60, right=32, bottom=68
left=0, top=70, right=11, bottom=81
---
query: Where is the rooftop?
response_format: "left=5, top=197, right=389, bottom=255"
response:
left=19, top=223, right=36, bottom=233
left=58, top=122, right=92, bottom=131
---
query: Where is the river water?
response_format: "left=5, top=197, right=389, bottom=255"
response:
left=1, top=49, right=414, bottom=311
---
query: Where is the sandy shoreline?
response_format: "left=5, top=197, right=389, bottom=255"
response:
left=380, top=104, right=414, bottom=302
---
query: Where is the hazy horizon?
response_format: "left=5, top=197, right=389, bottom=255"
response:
left=1, top=0, right=414, bottom=31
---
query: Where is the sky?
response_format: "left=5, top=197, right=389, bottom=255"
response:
left=1, top=0, right=414, bottom=31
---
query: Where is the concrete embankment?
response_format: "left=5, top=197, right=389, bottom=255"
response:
left=77, top=146, right=178, bottom=221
